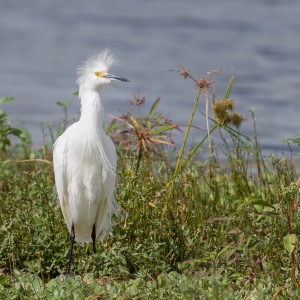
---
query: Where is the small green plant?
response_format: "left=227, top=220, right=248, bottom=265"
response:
left=1, top=68, right=300, bottom=298
left=0, top=97, right=29, bottom=158
left=110, top=93, right=178, bottom=173
left=169, top=68, right=246, bottom=178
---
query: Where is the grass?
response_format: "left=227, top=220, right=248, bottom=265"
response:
left=0, top=68, right=300, bottom=299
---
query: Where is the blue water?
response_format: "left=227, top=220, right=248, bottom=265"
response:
left=1, top=0, right=300, bottom=153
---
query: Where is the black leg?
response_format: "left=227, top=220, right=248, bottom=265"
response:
left=67, top=222, right=75, bottom=275
left=91, top=223, right=96, bottom=254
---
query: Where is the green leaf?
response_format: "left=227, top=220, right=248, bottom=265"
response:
left=29, top=150, right=35, bottom=160
left=10, top=127, right=23, bottom=138
left=283, top=234, right=297, bottom=253
left=284, top=136, right=300, bottom=146
left=216, top=245, right=231, bottom=261
left=149, top=97, right=160, bottom=118
left=0, top=274, right=7, bottom=285
left=56, top=100, right=71, bottom=107
left=2, top=137, right=11, bottom=146
left=223, top=75, right=234, bottom=99
left=149, top=124, right=178, bottom=136
left=253, top=205, right=263, bottom=213
left=251, top=198, right=275, bottom=210
left=0, top=96, right=14, bottom=104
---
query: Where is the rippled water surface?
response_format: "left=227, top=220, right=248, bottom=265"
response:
left=1, top=0, right=300, bottom=152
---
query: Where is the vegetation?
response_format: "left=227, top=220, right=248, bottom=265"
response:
left=0, top=68, right=300, bottom=299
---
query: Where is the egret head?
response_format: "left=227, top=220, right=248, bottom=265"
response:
left=76, top=49, right=130, bottom=90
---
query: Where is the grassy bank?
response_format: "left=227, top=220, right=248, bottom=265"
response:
left=0, top=69, right=300, bottom=299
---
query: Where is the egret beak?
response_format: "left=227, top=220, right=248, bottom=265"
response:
left=103, top=73, right=130, bottom=82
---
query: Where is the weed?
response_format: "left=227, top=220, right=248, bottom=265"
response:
left=1, top=67, right=300, bottom=298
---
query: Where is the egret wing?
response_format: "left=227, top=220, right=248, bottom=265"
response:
left=53, top=135, right=72, bottom=233
left=94, top=134, right=118, bottom=238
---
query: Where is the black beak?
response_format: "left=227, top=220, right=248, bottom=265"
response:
left=103, top=73, right=131, bottom=82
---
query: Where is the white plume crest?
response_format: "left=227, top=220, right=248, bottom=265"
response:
left=76, top=49, right=117, bottom=86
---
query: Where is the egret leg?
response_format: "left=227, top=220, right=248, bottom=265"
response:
left=67, top=222, right=75, bottom=275
left=91, top=224, right=96, bottom=254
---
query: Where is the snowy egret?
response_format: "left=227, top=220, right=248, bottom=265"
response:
left=53, top=49, right=130, bottom=274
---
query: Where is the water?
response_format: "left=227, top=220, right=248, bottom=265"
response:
left=1, top=0, right=300, bottom=154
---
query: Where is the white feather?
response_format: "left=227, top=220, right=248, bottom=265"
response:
left=53, top=122, right=117, bottom=243
left=53, top=50, right=127, bottom=245
left=76, top=49, right=117, bottom=87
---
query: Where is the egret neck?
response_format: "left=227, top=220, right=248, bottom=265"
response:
left=79, top=87, right=105, bottom=131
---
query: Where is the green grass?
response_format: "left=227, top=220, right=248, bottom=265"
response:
left=0, top=69, right=300, bottom=299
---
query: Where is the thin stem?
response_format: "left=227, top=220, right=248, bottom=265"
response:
left=174, top=89, right=201, bottom=178
left=287, top=198, right=295, bottom=278
left=67, top=223, right=75, bottom=275
left=135, top=147, right=142, bottom=173
left=181, top=125, right=218, bottom=170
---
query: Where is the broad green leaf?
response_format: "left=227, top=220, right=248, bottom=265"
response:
left=251, top=199, right=275, bottom=210
left=10, top=127, right=23, bottom=138
left=0, top=274, right=7, bottom=285
left=283, top=234, right=297, bottom=253
left=253, top=204, right=263, bottom=213
left=0, top=96, right=14, bottom=104
left=29, top=151, right=35, bottom=160
left=2, top=137, right=11, bottom=146
left=56, top=100, right=70, bottom=107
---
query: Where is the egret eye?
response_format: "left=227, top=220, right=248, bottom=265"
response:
left=95, top=71, right=107, bottom=78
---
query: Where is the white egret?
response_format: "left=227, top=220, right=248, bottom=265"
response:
left=53, top=49, right=130, bottom=274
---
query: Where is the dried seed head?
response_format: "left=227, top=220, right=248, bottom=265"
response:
left=163, top=116, right=172, bottom=125
left=169, top=66, right=191, bottom=79
left=211, top=99, right=233, bottom=125
left=127, top=92, right=145, bottom=106
left=211, top=98, right=246, bottom=128
left=195, top=77, right=214, bottom=90
left=179, top=67, right=190, bottom=79
left=231, top=112, right=246, bottom=128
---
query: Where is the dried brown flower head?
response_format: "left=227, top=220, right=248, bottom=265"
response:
left=163, top=116, right=172, bottom=125
left=127, top=92, right=146, bottom=106
left=169, top=66, right=191, bottom=80
left=179, top=67, right=190, bottom=79
left=195, top=77, right=214, bottom=90
left=211, top=98, right=246, bottom=128
left=231, top=112, right=246, bottom=128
